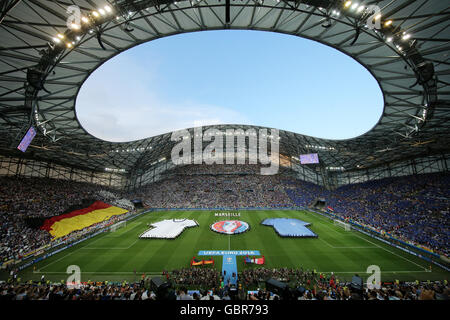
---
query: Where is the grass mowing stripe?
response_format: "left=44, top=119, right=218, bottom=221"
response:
left=352, top=232, right=428, bottom=271
left=164, top=210, right=203, bottom=269
left=293, top=211, right=422, bottom=274
left=39, top=230, right=112, bottom=271
left=306, top=210, right=427, bottom=272
left=318, top=237, right=377, bottom=249
left=248, top=211, right=297, bottom=269
left=138, top=213, right=189, bottom=271
left=307, top=210, right=429, bottom=273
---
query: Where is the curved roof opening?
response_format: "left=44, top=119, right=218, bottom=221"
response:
left=76, top=30, right=383, bottom=142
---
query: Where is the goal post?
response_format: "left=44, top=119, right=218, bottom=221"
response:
left=110, top=220, right=126, bottom=232
left=334, top=219, right=351, bottom=231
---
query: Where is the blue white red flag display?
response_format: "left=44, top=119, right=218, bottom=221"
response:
left=244, top=255, right=265, bottom=265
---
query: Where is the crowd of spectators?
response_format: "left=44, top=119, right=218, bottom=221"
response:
left=283, top=178, right=325, bottom=208
left=0, top=267, right=448, bottom=300
left=130, top=165, right=293, bottom=209
left=240, top=267, right=449, bottom=300
left=169, top=164, right=263, bottom=175
left=284, top=172, right=450, bottom=257
left=0, top=281, right=156, bottom=301
left=170, top=267, right=221, bottom=288
left=0, top=176, right=133, bottom=263
left=329, top=173, right=449, bottom=257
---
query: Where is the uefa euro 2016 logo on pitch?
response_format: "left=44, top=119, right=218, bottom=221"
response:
left=211, top=220, right=249, bottom=235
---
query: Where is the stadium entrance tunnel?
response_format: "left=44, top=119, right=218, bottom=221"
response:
left=311, top=198, right=327, bottom=211
left=76, top=30, right=384, bottom=142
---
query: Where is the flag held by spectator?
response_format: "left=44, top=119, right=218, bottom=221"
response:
left=244, top=255, right=265, bottom=265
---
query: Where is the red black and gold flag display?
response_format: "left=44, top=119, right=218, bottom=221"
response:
left=40, top=201, right=128, bottom=239
left=190, top=256, right=215, bottom=266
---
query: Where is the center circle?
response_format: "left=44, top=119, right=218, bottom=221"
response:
left=210, top=220, right=250, bottom=235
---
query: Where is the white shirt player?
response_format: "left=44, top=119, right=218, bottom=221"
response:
left=140, top=219, right=198, bottom=239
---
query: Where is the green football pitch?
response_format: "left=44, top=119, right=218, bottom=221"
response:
left=15, top=210, right=449, bottom=284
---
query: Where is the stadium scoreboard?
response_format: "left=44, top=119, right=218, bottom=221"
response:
left=299, top=153, right=319, bottom=164
left=17, top=126, right=36, bottom=152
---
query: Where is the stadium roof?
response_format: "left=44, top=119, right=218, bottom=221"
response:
left=0, top=0, right=449, bottom=177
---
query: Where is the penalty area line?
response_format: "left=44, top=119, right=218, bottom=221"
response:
left=106, top=222, right=143, bottom=238
left=319, top=238, right=377, bottom=249
left=352, top=233, right=429, bottom=272
left=81, top=238, right=140, bottom=250
left=39, top=232, right=112, bottom=271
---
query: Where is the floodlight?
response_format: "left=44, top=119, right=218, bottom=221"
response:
left=70, top=23, right=80, bottom=30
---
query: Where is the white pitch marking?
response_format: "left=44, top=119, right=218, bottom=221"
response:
left=352, top=233, right=428, bottom=271
left=319, top=238, right=377, bottom=249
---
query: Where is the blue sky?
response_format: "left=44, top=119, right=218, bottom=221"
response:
left=76, top=30, right=384, bottom=142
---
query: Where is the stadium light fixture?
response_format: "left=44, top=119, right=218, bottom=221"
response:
left=384, top=20, right=393, bottom=27
left=99, top=8, right=106, bottom=15
left=344, top=1, right=352, bottom=8
left=402, top=33, right=411, bottom=40
left=52, top=37, right=61, bottom=43
left=104, top=5, right=112, bottom=13
left=92, top=11, right=100, bottom=17
left=351, top=3, right=359, bottom=10
left=57, top=33, right=65, bottom=39
left=357, top=5, right=365, bottom=13
left=81, top=16, right=90, bottom=24
left=70, top=23, right=80, bottom=30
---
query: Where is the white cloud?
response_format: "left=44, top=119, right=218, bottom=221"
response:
left=76, top=57, right=250, bottom=142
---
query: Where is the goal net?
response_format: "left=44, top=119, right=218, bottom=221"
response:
left=334, top=219, right=351, bottom=231
left=110, top=220, right=126, bottom=232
